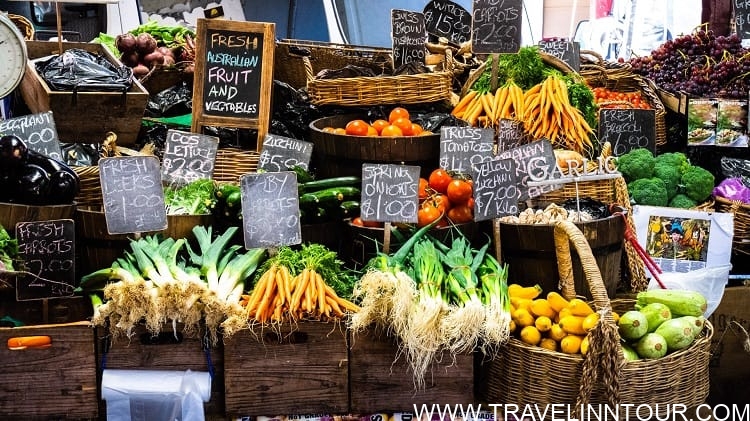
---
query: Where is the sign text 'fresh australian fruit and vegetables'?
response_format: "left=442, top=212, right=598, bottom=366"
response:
left=191, top=19, right=275, bottom=151
left=360, top=163, right=420, bottom=224
left=15, top=219, right=75, bottom=301
left=240, top=171, right=301, bottom=249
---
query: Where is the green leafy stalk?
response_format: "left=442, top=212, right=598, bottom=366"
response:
left=215, top=247, right=267, bottom=302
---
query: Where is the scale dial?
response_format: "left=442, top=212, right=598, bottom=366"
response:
left=0, top=13, right=28, bottom=99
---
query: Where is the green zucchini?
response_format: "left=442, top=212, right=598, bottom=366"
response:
left=299, top=186, right=361, bottom=208
left=337, top=200, right=361, bottom=219
left=216, top=183, right=240, bottom=199
left=636, top=289, right=707, bottom=317
left=299, top=176, right=361, bottom=193
left=225, top=190, right=242, bottom=208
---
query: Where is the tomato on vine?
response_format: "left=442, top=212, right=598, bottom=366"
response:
left=428, top=168, right=452, bottom=194
left=446, top=179, right=473, bottom=204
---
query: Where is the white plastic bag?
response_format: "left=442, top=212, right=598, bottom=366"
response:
left=647, top=264, right=731, bottom=318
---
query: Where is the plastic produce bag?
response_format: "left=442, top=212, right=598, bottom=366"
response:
left=35, top=49, right=133, bottom=92
left=647, top=264, right=731, bottom=318
left=145, top=81, right=193, bottom=118
left=720, top=157, right=750, bottom=187
left=712, top=177, right=750, bottom=204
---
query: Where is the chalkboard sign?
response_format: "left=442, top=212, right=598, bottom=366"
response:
left=191, top=19, right=276, bottom=151
left=496, top=139, right=560, bottom=200
left=391, top=9, right=428, bottom=69
left=496, top=118, right=526, bottom=153
left=472, top=158, right=518, bottom=221
left=735, top=0, right=750, bottom=43
left=360, top=163, right=420, bottom=224
left=15, top=219, right=75, bottom=301
left=423, top=0, right=472, bottom=45
left=538, top=39, right=580, bottom=72
left=471, top=0, right=523, bottom=54
left=598, top=108, right=656, bottom=156
left=99, top=156, right=168, bottom=235
left=258, top=134, right=314, bottom=173
left=439, top=126, right=494, bottom=174
left=0, top=111, right=62, bottom=161
left=240, top=171, right=301, bottom=249
left=161, top=129, right=219, bottom=185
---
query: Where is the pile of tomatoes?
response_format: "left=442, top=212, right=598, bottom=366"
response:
left=321, top=107, right=433, bottom=137
left=418, top=168, right=474, bottom=227
left=591, top=87, right=652, bottom=110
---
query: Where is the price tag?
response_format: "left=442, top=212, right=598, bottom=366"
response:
left=240, top=171, right=301, bottom=249
left=538, top=39, right=581, bottom=71
left=391, top=9, right=428, bottom=69
left=0, top=111, right=63, bottom=161
left=598, top=108, right=656, bottom=156
left=161, top=129, right=219, bottom=185
left=439, top=126, right=494, bottom=174
left=360, top=163, right=420, bottom=224
left=423, top=0, right=472, bottom=45
left=470, top=0, right=523, bottom=54
left=99, top=156, right=168, bottom=235
left=258, top=134, right=313, bottom=173
left=496, top=139, right=560, bottom=201
left=735, top=0, right=750, bottom=42
left=15, top=219, right=75, bottom=301
left=496, top=118, right=526, bottom=153
left=472, top=158, right=518, bottom=221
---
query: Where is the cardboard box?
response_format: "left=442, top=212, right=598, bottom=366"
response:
left=707, top=285, right=750, bottom=405
left=0, top=321, right=98, bottom=419
left=223, top=321, right=349, bottom=417
left=19, top=41, right=148, bottom=145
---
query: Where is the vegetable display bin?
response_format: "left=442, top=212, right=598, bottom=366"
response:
left=308, top=115, right=440, bottom=179
left=0, top=321, right=98, bottom=419
left=96, top=323, right=225, bottom=417
left=0, top=202, right=75, bottom=231
left=19, top=41, right=149, bottom=145
left=223, top=321, right=349, bottom=417
left=349, top=326, right=476, bottom=414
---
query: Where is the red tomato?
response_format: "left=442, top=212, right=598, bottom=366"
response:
left=351, top=217, right=365, bottom=226
left=446, top=179, right=473, bottom=205
left=351, top=216, right=382, bottom=228
left=423, top=193, right=451, bottom=214
left=418, top=177, right=430, bottom=201
left=428, top=168, right=452, bottom=194
left=448, top=204, right=474, bottom=224
left=417, top=205, right=442, bottom=227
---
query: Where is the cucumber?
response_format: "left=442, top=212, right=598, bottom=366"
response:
left=299, top=176, right=361, bottom=193
left=636, top=289, right=707, bottom=317
left=299, top=186, right=361, bottom=208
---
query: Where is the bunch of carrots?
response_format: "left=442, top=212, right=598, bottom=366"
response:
left=239, top=264, right=360, bottom=323
left=451, top=73, right=596, bottom=156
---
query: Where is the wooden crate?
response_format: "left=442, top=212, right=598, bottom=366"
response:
left=0, top=321, right=98, bottom=419
left=97, top=324, right=225, bottom=416
left=19, top=40, right=149, bottom=145
left=223, top=321, right=349, bottom=417
left=349, top=328, right=476, bottom=414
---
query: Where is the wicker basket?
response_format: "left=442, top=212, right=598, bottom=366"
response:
left=275, top=39, right=393, bottom=90
left=9, top=14, right=34, bottom=41
left=213, top=147, right=260, bottom=184
left=483, top=221, right=713, bottom=417
left=73, top=166, right=103, bottom=207
left=713, top=195, right=750, bottom=256
left=305, top=49, right=454, bottom=107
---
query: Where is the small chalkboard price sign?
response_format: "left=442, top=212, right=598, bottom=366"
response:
left=735, top=0, right=750, bottom=43
left=360, top=163, right=420, bottom=224
left=191, top=19, right=276, bottom=151
left=496, top=139, right=560, bottom=200
left=15, top=219, right=75, bottom=301
left=471, top=0, right=523, bottom=54
left=472, top=158, right=518, bottom=221
left=240, top=171, right=301, bottom=249
left=496, top=118, right=526, bottom=153
left=538, top=39, right=580, bottom=72
left=598, top=108, right=656, bottom=156
left=423, top=0, right=472, bottom=45
left=391, top=9, right=428, bottom=69
left=161, top=129, right=219, bottom=185
left=439, top=126, right=494, bottom=174
left=0, top=111, right=63, bottom=160
left=99, top=156, right=168, bottom=235
left=258, top=134, right=314, bottom=173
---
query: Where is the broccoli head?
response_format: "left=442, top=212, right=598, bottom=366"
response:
left=653, top=162, right=681, bottom=199
left=654, top=152, right=691, bottom=175
left=616, top=148, right=656, bottom=182
left=681, top=166, right=716, bottom=203
left=668, top=193, right=698, bottom=209
left=628, top=177, right=669, bottom=207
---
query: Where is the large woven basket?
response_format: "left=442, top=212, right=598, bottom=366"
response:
left=213, top=147, right=260, bottom=184
left=305, top=49, right=454, bottom=107
left=580, top=51, right=667, bottom=149
left=483, top=221, right=713, bottom=417
left=713, top=195, right=750, bottom=256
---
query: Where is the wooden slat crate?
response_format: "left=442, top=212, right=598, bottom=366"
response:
left=19, top=41, right=149, bottom=145
left=349, top=328, right=476, bottom=414
left=97, top=324, right=225, bottom=416
left=223, top=321, right=349, bottom=417
left=0, top=321, right=98, bottom=419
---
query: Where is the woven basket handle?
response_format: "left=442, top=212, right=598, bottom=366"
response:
left=553, top=221, right=621, bottom=410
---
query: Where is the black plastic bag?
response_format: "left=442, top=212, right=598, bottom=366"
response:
left=145, top=81, right=193, bottom=117
left=720, top=157, right=750, bottom=187
left=35, top=49, right=133, bottom=92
